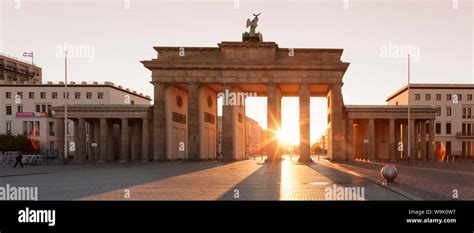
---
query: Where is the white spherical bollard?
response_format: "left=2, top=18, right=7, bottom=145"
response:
left=381, top=165, right=398, bottom=183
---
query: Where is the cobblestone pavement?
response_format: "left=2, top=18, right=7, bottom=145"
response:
left=332, top=159, right=474, bottom=200
left=0, top=155, right=408, bottom=200
left=0, top=157, right=407, bottom=200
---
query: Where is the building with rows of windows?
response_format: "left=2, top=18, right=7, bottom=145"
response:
left=387, top=84, right=474, bottom=158
left=0, top=53, right=42, bottom=83
left=0, top=80, right=151, bottom=156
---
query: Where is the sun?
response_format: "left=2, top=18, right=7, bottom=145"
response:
left=277, top=128, right=299, bottom=145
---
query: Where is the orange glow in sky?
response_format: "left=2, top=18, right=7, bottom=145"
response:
left=219, top=97, right=328, bottom=145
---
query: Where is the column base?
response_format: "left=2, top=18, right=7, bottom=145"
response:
left=297, top=156, right=314, bottom=163
left=264, top=157, right=283, bottom=163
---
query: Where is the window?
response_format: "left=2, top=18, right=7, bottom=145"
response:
left=468, top=107, right=472, bottom=119
left=462, top=107, right=466, bottom=119
left=36, top=104, right=40, bottom=112
left=6, top=122, right=12, bottom=135
left=75, top=92, right=81, bottom=99
left=86, top=92, right=92, bottom=99
left=172, top=112, right=186, bottom=124
left=41, top=105, right=46, bottom=113
left=446, top=107, right=451, bottom=116
left=49, top=122, right=55, bottom=136
left=5, top=92, right=11, bottom=99
left=47, top=105, right=52, bottom=116
left=52, top=92, right=58, bottom=99
left=63, top=92, right=69, bottom=99
left=29, top=92, right=34, bottom=99
left=98, top=92, right=104, bottom=99
left=40, top=92, right=46, bottom=99
left=17, top=105, right=23, bottom=113
left=446, top=94, right=452, bottom=101
left=425, top=94, right=431, bottom=101
left=415, top=94, right=420, bottom=100
left=446, top=123, right=451, bottom=135
left=468, top=94, right=473, bottom=101
left=6, top=105, right=12, bottom=115
left=16, top=92, right=23, bottom=99
left=436, top=123, right=441, bottom=134
left=457, top=94, right=462, bottom=101
left=436, top=94, right=441, bottom=101
left=435, top=107, right=441, bottom=116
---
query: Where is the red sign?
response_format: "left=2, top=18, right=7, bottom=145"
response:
left=16, top=112, right=47, bottom=117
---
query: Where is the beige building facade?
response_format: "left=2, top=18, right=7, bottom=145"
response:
left=345, top=105, right=437, bottom=161
left=387, top=84, right=474, bottom=158
left=0, top=81, right=151, bottom=157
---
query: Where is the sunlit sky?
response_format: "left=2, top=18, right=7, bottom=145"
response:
left=1, top=0, right=473, bottom=144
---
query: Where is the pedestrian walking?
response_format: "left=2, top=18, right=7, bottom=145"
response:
left=13, top=152, right=24, bottom=168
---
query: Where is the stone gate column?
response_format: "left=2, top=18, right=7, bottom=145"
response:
left=266, top=83, right=282, bottom=161
left=222, top=84, right=235, bottom=161
left=420, top=120, right=427, bottom=160
left=368, top=118, right=376, bottom=161
left=107, top=121, right=114, bottom=161
left=130, top=120, right=140, bottom=161
left=428, top=119, right=435, bottom=160
left=328, top=83, right=345, bottom=161
left=187, top=83, right=201, bottom=161
left=88, top=121, right=95, bottom=161
left=99, top=118, right=108, bottom=162
left=120, top=118, right=129, bottom=162
left=77, top=118, right=86, bottom=161
left=409, top=118, right=416, bottom=160
left=153, top=83, right=167, bottom=161
left=298, top=83, right=311, bottom=163
left=142, top=118, right=150, bottom=162
left=346, top=119, right=354, bottom=160
left=93, top=120, right=100, bottom=161
left=73, top=119, right=79, bottom=160
left=389, top=118, right=396, bottom=161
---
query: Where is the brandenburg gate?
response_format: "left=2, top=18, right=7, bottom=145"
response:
left=51, top=15, right=437, bottom=163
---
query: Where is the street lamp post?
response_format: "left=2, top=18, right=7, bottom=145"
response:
left=64, top=51, right=68, bottom=165
left=407, top=54, right=411, bottom=164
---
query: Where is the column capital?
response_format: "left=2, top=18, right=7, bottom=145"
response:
left=267, top=82, right=280, bottom=88
left=329, top=82, right=343, bottom=89
left=299, top=82, right=310, bottom=92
